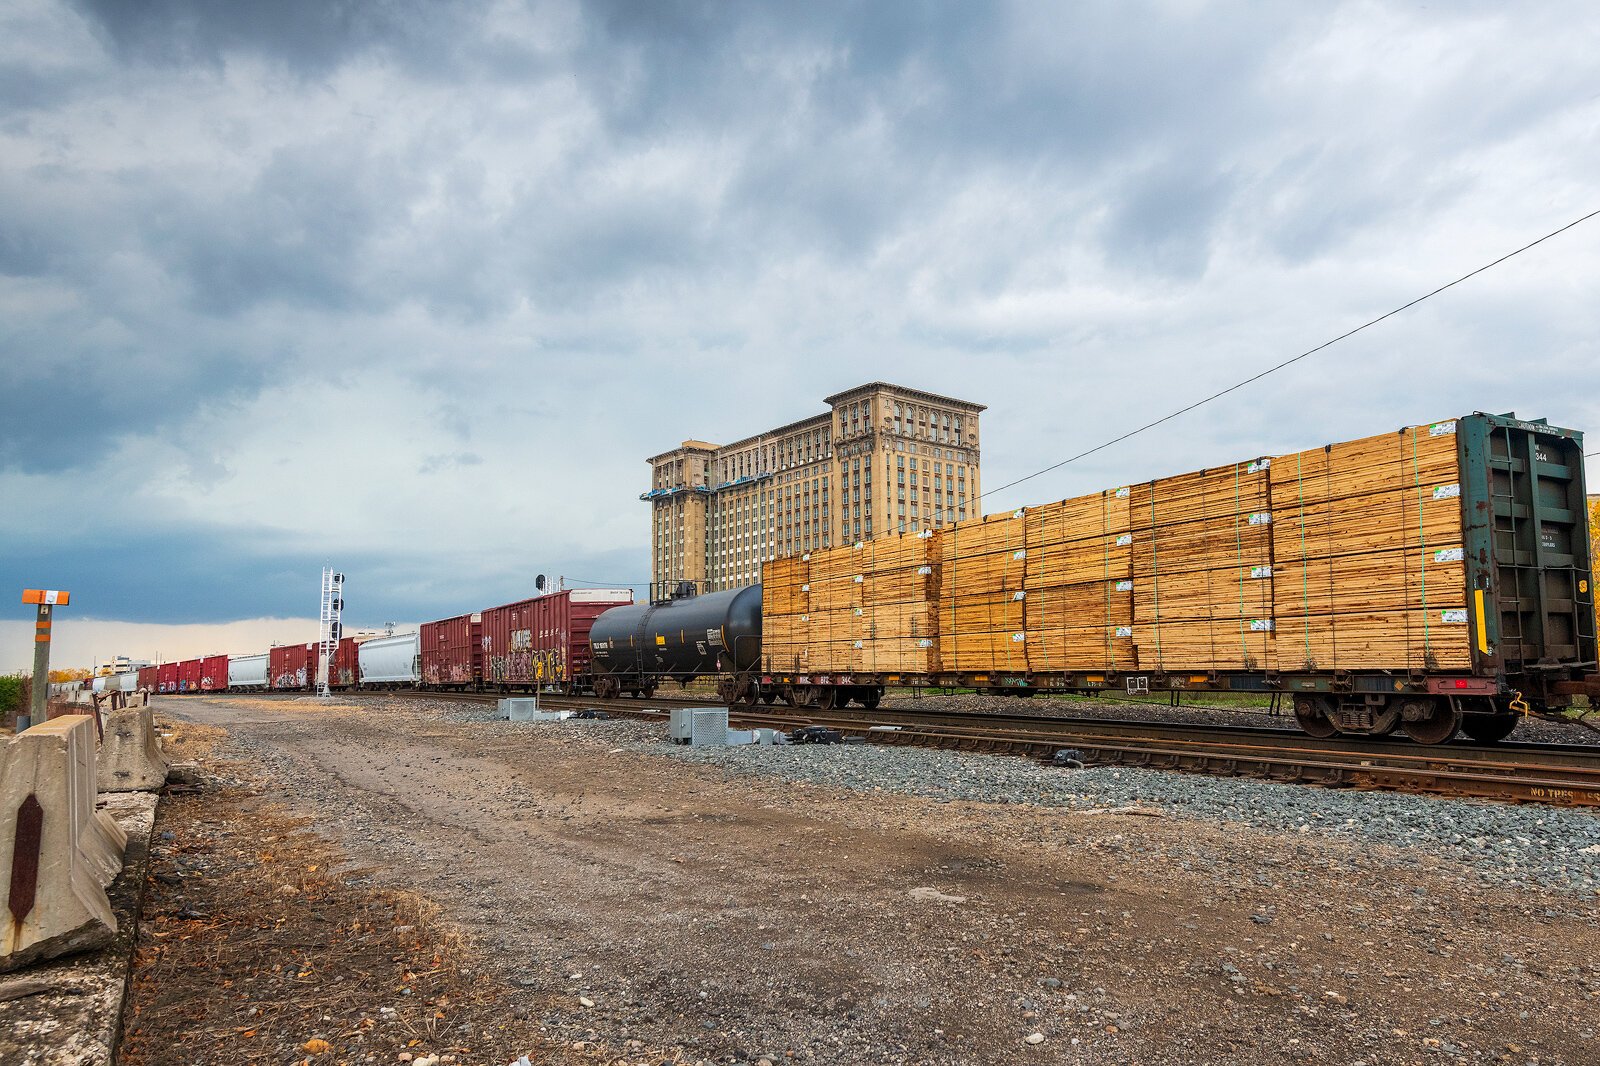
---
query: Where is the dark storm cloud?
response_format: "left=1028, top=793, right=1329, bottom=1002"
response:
left=70, top=0, right=463, bottom=74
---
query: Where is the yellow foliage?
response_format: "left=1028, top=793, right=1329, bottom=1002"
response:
left=48, top=667, right=91, bottom=682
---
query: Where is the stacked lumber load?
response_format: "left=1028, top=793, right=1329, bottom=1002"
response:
left=1129, top=460, right=1274, bottom=671
left=803, top=542, right=867, bottom=672
left=760, top=554, right=811, bottom=672
left=936, top=512, right=1031, bottom=672
left=1269, top=419, right=1469, bottom=671
left=1023, top=490, right=1136, bottom=671
left=762, top=536, right=940, bottom=674
left=859, top=534, right=939, bottom=673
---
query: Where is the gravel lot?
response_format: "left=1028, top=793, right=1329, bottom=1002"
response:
left=148, top=692, right=1600, bottom=1066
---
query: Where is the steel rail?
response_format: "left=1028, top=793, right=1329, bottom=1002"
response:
left=337, top=689, right=1600, bottom=807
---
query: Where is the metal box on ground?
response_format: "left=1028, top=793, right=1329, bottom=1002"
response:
left=690, top=708, right=729, bottom=747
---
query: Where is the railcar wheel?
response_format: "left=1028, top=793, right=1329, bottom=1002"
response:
left=1293, top=696, right=1338, bottom=739
left=1461, top=712, right=1519, bottom=744
left=781, top=688, right=798, bottom=707
left=639, top=682, right=658, bottom=700
left=814, top=686, right=838, bottom=710
left=859, top=687, right=883, bottom=710
left=762, top=690, right=777, bottom=704
left=1401, top=700, right=1459, bottom=745
left=740, top=685, right=759, bottom=706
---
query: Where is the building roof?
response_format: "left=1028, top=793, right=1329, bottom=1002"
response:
left=823, top=381, right=987, bottom=412
left=647, top=382, right=985, bottom=464
left=646, top=439, right=720, bottom=464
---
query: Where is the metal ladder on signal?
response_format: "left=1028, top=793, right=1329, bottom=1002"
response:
left=318, top=567, right=345, bottom=697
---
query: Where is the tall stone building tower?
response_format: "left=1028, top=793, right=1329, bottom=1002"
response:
left=643, top=382, right=985, bottom=596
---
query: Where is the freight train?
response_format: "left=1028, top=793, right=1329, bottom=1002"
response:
left=592, top=411, right=1598, bottom=747
left=123, top=411, right=1595, bottom=747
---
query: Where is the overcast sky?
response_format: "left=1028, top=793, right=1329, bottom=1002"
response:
left=3, top=0, right=1598, bottom=671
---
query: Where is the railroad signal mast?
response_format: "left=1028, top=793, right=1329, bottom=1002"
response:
left=317, top=568, right=344, bottom=698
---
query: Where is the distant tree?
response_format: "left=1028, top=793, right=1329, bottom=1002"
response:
left=0, top=673, right=23, bottom=724
left=48, top=667, right=92, bottom=682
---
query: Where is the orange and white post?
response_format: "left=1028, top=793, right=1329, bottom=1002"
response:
left=20, top=589, right=70, bottom=729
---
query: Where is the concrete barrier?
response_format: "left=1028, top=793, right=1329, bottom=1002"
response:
left=1, top=715, right=128, bottom=973
left=96, top=704, right=170, bottom=793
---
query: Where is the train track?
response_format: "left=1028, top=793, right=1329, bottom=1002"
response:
left=351, top=689, right=1600, bottom=808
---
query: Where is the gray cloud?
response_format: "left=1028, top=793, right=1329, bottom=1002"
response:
left=1, top=0, right=1597, bottom=651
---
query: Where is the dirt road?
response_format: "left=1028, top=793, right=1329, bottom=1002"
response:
left=136, top=694, right=1600, bottom=1065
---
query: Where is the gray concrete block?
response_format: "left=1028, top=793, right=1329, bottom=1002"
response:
left=1, top=716, right=128, bottom=973
left=96, top=705, right=170, bottom=793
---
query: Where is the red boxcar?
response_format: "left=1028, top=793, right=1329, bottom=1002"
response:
left=328, top=637, right=359, bottom=688
left=421, top=612, right=481, bottom=688
left=200, top=654, right=229, bottom=691
left=481, top=589, right=633, bottom=692
left=177, top=657, right=203, bottom=692
left=137, top=665, right=157, bottom=691
left=269, top=643, right=317, bottom=691
left=157, top=661, right=180, bottom=694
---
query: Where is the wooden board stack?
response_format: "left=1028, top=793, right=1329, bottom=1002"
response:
left=1269, top=420, right=1469, bottom=671
left=935, top=513, right=1030, bottom=672
left=1022, top=490, right=1135, bottom=671
left=760, top=415, right=1473, bottom=681
left=859, top=534, right=939, bottom=673
left=761, top=534, right=940, bottom=674
left=1129, top=460, right=1274, bottom=671
left=760, top=554, right=812, bottom=672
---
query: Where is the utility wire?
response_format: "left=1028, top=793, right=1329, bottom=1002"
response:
left=965, top=207, right=1600, bottom=508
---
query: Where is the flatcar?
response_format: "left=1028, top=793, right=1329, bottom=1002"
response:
left=588, top=412, right=1596, bottom=745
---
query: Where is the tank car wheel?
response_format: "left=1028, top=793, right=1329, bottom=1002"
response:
left=740, top=685, right=759, bottom=706
left=1400, top=699, right=1459, bottom=745
left=1461, top=712, right=1519, bottom=744
left=639, top=682, right=658, bottom=700
left=1292, top=696, right=1338, bottom=739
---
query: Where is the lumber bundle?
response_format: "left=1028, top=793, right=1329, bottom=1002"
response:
left=1023, top=491, right=1136, bottom=670
left=1128, top=460, right=1274, bottom=670
left=758, top=415, right=1473, bottom=681
left=1269, top=420, right=1469, bottom=671
left=936, top=514, right=1030, bottom=671
left=762, top=534, right=939, bottom=674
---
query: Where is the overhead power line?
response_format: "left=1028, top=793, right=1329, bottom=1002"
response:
left=972, top=208, right=1600, bottom=507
